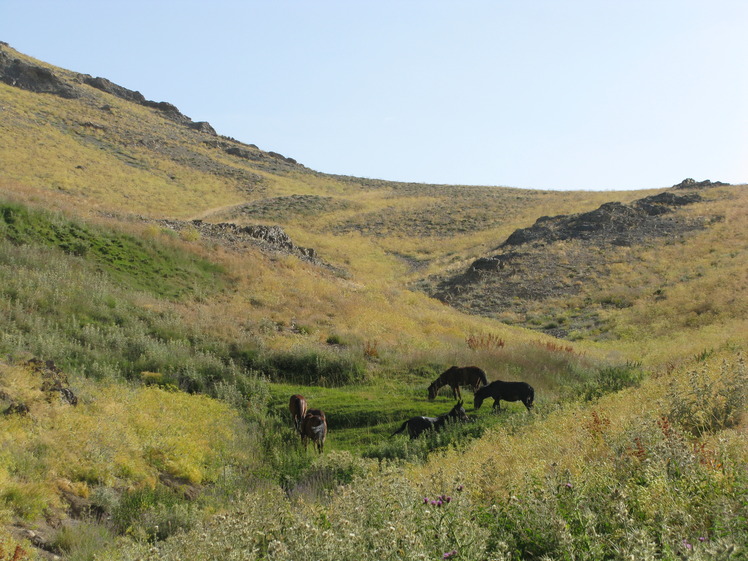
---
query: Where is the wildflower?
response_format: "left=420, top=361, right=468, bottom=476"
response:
left=443, top=550, right=458, bottom=559
left=444, top=496, right=452, bottom=503
left=682, top=539, right=692, bottom=550
left=565, top=483, right=573, bottom=489
left=699, top=537, right=708, bottom=542
left=423, top=497, right=429, bottom=504
left=456, top=485, right=464, bottom=492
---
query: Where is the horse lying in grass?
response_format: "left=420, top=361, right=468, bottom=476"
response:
left=391, top=400, right=469, bottom=439
left=428, top=366, right=488, bottom=401
left=473, top=380, right=534, bottom=412
left=300, top=411, right=327, bottom=453
left=289, top=394, right=307, bottom=433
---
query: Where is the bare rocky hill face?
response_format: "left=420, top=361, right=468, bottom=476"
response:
left=417, top=183, right=729, bottom=339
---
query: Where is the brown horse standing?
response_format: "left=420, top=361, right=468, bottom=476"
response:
left=428, top=366, right=488, bottom=401
left=289, top=394, right=307, bottom=433
left=300, top=411, right=327, bottom=453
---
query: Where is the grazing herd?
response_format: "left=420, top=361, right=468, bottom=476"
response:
left=288, top=366, right=535, bottom=451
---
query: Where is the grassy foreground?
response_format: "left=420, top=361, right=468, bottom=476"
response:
left=101, top=350, right=748, bottom=561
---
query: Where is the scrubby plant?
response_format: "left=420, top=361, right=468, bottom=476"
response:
left=112, top=486, right=198, bottom=542
left=665, top=355, right=747, bottom=436
left=574, top=362, right=645, bottom=402
left=256, top=348, right=367, bottom=386
left=51, top=522, right=115, bottom=561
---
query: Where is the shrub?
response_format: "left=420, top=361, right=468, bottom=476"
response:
left=51, top=522, right=115, bottom=561
left=574, top=362, right=644, bottom=401
left=666, top=355, right=747, bottom=436
left=112, top=486, right=197, bottom=542
left=258, top=349, right=366, bottom=386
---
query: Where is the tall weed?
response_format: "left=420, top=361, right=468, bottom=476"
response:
left=665, top=355, right=747, bottom=436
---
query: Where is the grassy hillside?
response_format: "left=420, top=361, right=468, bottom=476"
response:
left=1, top=43, right=746, bottom=560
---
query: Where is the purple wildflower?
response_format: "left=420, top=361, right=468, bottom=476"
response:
left=456, top=485, right=464, bottom=492
left=443, top=550, right=457, bottom=559
left=423, top=497, right=429, bottom=504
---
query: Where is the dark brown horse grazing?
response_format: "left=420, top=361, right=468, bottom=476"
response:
left=391, top=400, right=470, bottom=439
left=473, top=380, right=534, bottom=412
left=300, top=411, right=327, bottom=453
left=289, top=394, right=308, bottom=433
left=306, top=408, right=326, bottom=421
left=428, top=366, right=488, bottom=401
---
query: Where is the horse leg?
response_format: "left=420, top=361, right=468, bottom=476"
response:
left=493, top=399, right=501, bottom=412
left=454, top=385, right=461, bottom=401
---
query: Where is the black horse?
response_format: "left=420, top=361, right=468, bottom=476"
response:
left=428, top=366, right=488, bottom=401
left=391, top=401, right=470, bottom=439
left=473, top=380, right=534, bottom=412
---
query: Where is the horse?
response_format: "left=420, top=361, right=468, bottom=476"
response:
left=306, top=408, right=326, bottom=421
left=473, top=380, right=534, bottom=412
left=391, top=400, right=469, bottom=439
left=289, top=394, right=307, bottom=433
left=428, top=366, right=488, bottom=401
left=300, top=411, right=327, bottom=453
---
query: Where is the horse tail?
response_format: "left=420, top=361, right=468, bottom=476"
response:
left=391, top=421, right=408, bottom=437
left=527, top=385, right=535, bottom=406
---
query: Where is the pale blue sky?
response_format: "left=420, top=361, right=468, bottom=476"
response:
left=2, top=1, right=747, bottom=190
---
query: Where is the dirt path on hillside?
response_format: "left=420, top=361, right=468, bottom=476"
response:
left=187, top=202, right=247, bottom=221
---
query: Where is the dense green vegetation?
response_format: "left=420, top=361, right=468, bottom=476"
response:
left=0, top=202, right=225, bottom=299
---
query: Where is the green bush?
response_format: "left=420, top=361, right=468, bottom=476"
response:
left=573, top=362, right=644, bottom=401
left=112, top=486, right=197, bottom=542
left=258, top=349, right=367, bottom=386
left=51, top=522, right=115, bottom=561
left=667, top=356, right=747, bottom=436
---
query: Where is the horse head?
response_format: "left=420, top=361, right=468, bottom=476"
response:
left=449, top=400, right=469, bottom=422
left=427, top=381, right=438, bottom=401
left=473, top=389, right=485, bottom=411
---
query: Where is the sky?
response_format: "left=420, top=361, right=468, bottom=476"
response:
left=2, top=0, right=747, bottom=190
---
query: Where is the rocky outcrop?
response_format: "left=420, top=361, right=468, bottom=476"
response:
left=82, top=76, right=147, bottom=104
left=421, top=188, right=717, bottom=338
left=155, top=219, right=319, bottom=261
left=0, top=48, right=78, bottom=98
left=0, top=43, right=217, bottom=134
left=1, top=358, right=78, bottom=418
left=501, top=192, right=703, bottom=248
left=672, top=178, right=729, bottom=190
left=28, top=358, right=79, bottom=406
left=84, top=75, right=198, bottom=127
left=189, top=121, right=217, bottom=135
left=205, top=141, right=299, bottom=166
